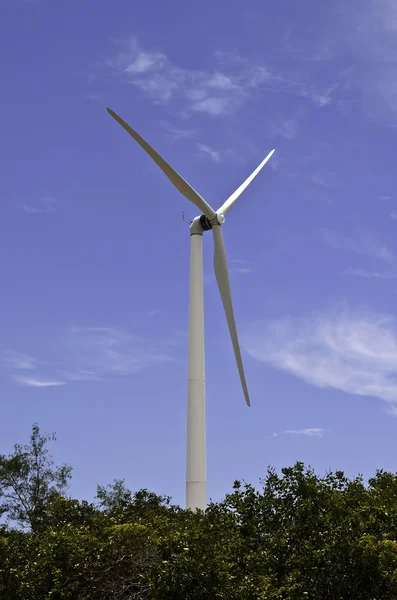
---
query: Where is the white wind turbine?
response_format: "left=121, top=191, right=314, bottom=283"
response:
left=107, top=107, right=275, bottom=511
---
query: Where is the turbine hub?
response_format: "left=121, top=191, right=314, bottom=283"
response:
left=216, top=212, right=225, bottom=225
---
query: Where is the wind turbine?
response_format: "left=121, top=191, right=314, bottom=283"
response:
left=106, top=107, right=275, bottom=511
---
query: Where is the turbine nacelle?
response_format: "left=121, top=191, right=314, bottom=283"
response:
left=195, top=212, right=225, bottom=233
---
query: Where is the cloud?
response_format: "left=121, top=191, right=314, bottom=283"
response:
left=84, top=92, right=105, bottom=102
left=191, top=97, right=233, bottom=116
left=145, top=308, right=165, bottom=317
left=204, top=260, right=252, bottom=285
left=106, top=40, right=269, bottom=115
left=14, top=376, right=65, bottom=388
left=312, top=173, right=334, bottom=188
left=125, top=50, right=166, bottom=74
left=243, top=308, right=397, bottom=408
left=229, top=259, right=252, bottom=274
left=2, top=324, right=177, bottom=388
left=1, top=351, right=37, bottom=370
left=105, top=39, right=338, bottom=117
left=196, top=143, right=221, bottom=162
left=62, top=370, right=101, bottom=382
left=344, top=267, right=397, bottom=280
left=302, top=84, right=337, bottom=107
left=390, top=210, right=397, bottom=220
left=355, top=0, right=397, bottom=50
left=281, top=39, right=337, bottom=63
left=273, top=428, right=325, bottom=438
left=269, top=154, right=279, bottom=172
left=18, top=197, right=58, bottom=214
left=325, top=230, right=397, bottom=281
left=231, top=267, right=252, bottom=274
left=324, top=231, right=395, bottom=263
left=339, top=1, right=397, bottom=122
left=64, top=326, right=174, bottom=377
left=161, top=122, right=197, bottom=142
left=262, top=4, right=397, bottom=125
left=270, top=115, right=301, bottom=140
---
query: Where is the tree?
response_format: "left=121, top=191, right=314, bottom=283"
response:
left=96, top=479, right=133, bottom=514
left=0, top=423, right=72, bottom=530
left=3, top=426, right=397, bottom=599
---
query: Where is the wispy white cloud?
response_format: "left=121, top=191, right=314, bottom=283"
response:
left=281, top=40, right=337, bottom=63
left=161, top=123, right=235, bottom=164
left=271, top=4, right=397, bottom=124
left=106, top=40, right=253, bottom=114
left=312, top=173, right=334, bottom=188
left=1, top=350, right=37, bottom=370
left=191, top=97, right=233, bottom=116
left=301, top=84, right=337, bottom=107
left=231, top=266, right=252, bottom=274
left=229, top=259, right=252, bottom=274
left=271, top=116, right=300, bottom=140
left=105, top=38, right=338, bottom=117
left=124, top=49, right=166, bottom=74
left=324, top=230, right=395, bottom=263
left=204, top=259, right=252, bottom=285
left=62, top=370, right=101, bottom=382
left=84, top=92, right=105, bottom=102
left=2, top=324, right=177, bottom=388
left=243, top=308, right=397, bottom=409
left=17, top=197, right=58, bottom=214
left=340, top=1, right=397, bottom=123
left=273, top=428, right=325, bottom=438
left=145, top=308, right=165, bottom=317
left=2, top=352, right=66, bottom=388
left=64, top=326, right=174, bottom=377
left=325, top=230, right=397, bottom=281
left=390, top=210, right=397, bottom=220
left=196, top=142, right=221, bottom=162
left=161, top=122, right=197, bottom=142
left=344, top=267, right=397, bottom=280
left=14, top=376, right=65, bottom=388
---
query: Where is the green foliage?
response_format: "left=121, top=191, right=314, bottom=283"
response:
left=96, top=478, right=133, bottom=513
left=0, top=424, right=72, bottom=530
left=3, top=427, right=397, bottom=599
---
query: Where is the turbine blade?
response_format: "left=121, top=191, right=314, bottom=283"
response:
left=107, top=108, right=216, bottom=220
left=217, top=149, right=275, bottom=216
left=212, top=225, right=250, bottom=406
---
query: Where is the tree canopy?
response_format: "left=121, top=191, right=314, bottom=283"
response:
left=1, top=425, right=397, bottom=599
left=0, top=423, right=72, bottom=530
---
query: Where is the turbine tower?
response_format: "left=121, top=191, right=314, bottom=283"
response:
left=107, top=108, right=275, bottom=511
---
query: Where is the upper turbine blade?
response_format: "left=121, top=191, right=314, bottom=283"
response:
left=107, top=108, right=216, bottom=220
left=212, top=225, right=250, bottom=407
left=217, top=149, right=275, bottom=216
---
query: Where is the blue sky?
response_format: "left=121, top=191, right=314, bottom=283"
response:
left=1, top=0, right=397, bottom=507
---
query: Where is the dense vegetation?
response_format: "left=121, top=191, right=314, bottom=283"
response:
left=1, top=425, right=397, bottom=599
